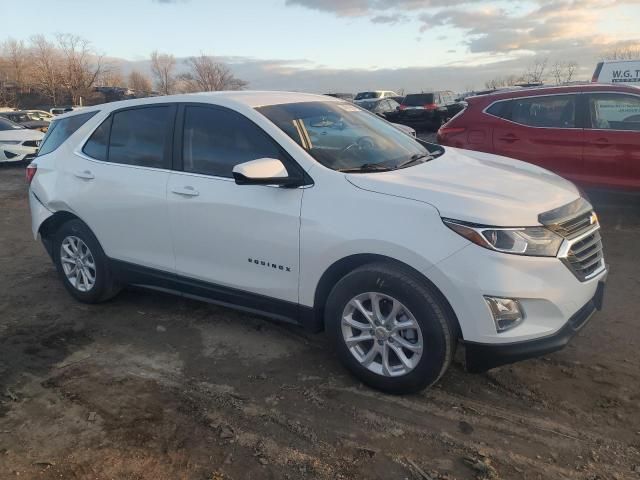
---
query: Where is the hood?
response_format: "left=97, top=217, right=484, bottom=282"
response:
left=0, top=128, right=44, bottom=142
left=346, top=147, right=581, bottom=226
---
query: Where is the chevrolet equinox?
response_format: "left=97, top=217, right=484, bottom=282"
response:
left=27, top=91, right=607, bottom=393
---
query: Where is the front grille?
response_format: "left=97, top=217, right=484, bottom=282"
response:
left=547, top=211, right=593, bottom=239
left=22, top=140, right=39, bottom=148
left=565, top=229, right=605, bottom=280
left=549, top=211, right=605, bottom=281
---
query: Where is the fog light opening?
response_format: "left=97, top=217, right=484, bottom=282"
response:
left=484, top=296, right=524, bottom=333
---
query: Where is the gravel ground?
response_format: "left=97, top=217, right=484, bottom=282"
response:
left=1, top=161, right=639, bottom=480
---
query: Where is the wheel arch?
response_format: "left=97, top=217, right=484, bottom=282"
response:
left=310, top=254, right=461, bottom=338
left=38, top=210, right=86, bottom=259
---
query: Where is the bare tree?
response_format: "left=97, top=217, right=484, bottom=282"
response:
left=524, top=57, right=548, bottom=84
left=56, top=34, right=103, bottom=105
left=2, top=39, right=30, bottom=90
left=150, top=51, right=176, bottom=95
left=128, top=70, right=153, bottom=96
left=98, top=64, right=124, bottom=87
left=179, top=54, right=247, bottom=92
left=30, top=35, right=62, bottom=105
left=551, top=61, right=578, bottom=85
left=603, top=45, right=640, bottom=60
left=484, top=74, right=520, bottom=90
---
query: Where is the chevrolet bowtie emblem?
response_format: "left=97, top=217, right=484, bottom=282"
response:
left=589, top=212, right=598, bottom=225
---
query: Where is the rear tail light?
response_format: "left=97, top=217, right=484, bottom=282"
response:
left=399, top=104, right=407, bottom=110
left=424, top=103, right=438, bottom=111
left=26, top=163, right=37, bottom=185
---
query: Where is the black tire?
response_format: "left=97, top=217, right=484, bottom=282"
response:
left=325, top=262, right=456, bottom=394
left=52, top=219, right=120, bottom=303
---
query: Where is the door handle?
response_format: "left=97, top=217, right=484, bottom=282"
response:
left=171, top=186, right=199, bottom=197
left=498, top=134, right=519, bottom=143
left=74, top=170, right=94, bottom=180
left=593, top=138, right=611, bottom=148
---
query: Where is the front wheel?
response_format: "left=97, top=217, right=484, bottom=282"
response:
left=325, top=263, right=456, bottom=394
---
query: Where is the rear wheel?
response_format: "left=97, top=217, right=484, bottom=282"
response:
left=53, top=219, right=120, bottom=303
left=325, top=263, right=456, bottom=393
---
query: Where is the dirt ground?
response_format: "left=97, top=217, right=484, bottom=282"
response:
left=1, top=161, right=639, bottom=480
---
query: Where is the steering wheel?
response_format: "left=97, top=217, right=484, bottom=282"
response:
left=339, top=136, right=377, bottom=155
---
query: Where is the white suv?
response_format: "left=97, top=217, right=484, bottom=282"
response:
left=28, top=92, right=607, bottom=393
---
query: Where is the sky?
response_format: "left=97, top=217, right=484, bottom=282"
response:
left=2, top=0, right=640, bottom=92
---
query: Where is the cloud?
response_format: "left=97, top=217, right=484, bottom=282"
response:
left=287, top=0, right=639, bottom=58
left=370, top=13, right=408, bottom=24
left=285, top=0, right=482, bottom=16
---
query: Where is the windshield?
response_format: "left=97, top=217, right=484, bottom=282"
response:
left=354, top=92, right=380, bottom=100
left=0, top=118, right=25, bottom=131
left=403, top=93, right=435, bottom=106
left=256, top=101, right=443, bottom=172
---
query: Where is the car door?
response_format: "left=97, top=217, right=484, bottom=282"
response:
left=71, top=104, right=176, bottom=271
left=491, top=94, right=584, bottom=179
left=167, top=104, right=304, bottom=308
left=582, top=92, right=640, bottom=190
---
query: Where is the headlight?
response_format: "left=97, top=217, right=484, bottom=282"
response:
left=443, top=219, right=563, bottom=257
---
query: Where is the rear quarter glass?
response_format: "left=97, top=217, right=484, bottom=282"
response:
left=37, top=111, right=98, bottom=156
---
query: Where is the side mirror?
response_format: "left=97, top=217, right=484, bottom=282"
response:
left=232, top=158, right=300, bottom=187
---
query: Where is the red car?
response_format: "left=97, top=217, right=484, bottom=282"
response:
left=437, top=84, right=640, bottom=191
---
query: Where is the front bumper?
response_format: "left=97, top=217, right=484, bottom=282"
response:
left=464, top=279, right=606, bottom=372
left=1, top=145, right=37, bottom=162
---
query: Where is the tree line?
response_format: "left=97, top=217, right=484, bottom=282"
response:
left=0, top=35, right=247, bottom=109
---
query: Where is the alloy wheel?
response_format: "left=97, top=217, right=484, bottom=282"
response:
left=341, top=292, right=423, bottom=377
left=60, top=236, right=96, bottom=292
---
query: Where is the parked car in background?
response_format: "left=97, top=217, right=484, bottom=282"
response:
left=28, top=92, right=606, bottom=393
left=0, top=117, right=43, bottom=163
left=25, top=110, right=55, bottom=121
left=592, top=59, right=640, bottom=85
left=354, top=90, right=398, bottom=101
left=356, top=98, right=415, bottom=135
left=396, top=91, right=464, bottom=131
left=437, top=84, right=640, bottom=191
left=357, top=98, right=401, bottom=120
left=324, top=93, right=354, bottom=102
left=388, top=96, right=405, bottom=104
left=0, top=110, right=50, bottom=132
left=50, top=107, right=75, bottom=115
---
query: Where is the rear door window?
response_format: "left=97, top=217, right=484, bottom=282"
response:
left=108, top=106, right=173, bottom=168
left=589, top=94, right=640, bottom=131
left=508, top=95, right=576, bottom=128
left=37, top=111, right=98, bottom=156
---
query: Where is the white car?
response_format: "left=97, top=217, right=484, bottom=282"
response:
left=391, top=122, right=416, bottom=137
left=27, top=92, right=607, bottom=393
left=0, top=118, right=44, bottom=163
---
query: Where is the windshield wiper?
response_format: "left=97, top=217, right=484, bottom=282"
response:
left=395, top=153, right=433, bottom=169
left=338, top=163, right=393, bottom=173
